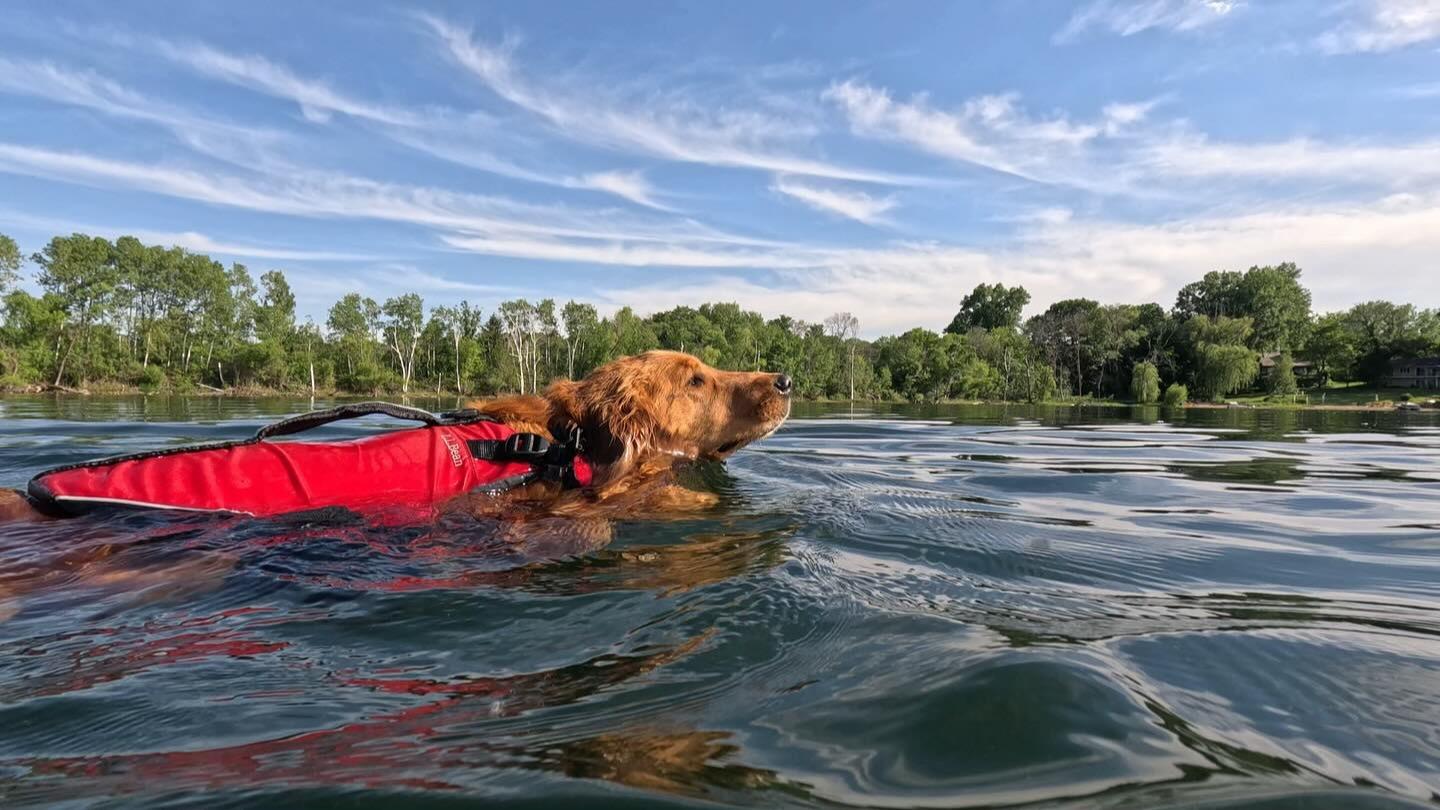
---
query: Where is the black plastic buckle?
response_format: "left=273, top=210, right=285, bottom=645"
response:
left=503, top=433, right=551, bottom=460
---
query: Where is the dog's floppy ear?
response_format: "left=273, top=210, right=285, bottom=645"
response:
left=556, top=355, right=666, bottom=465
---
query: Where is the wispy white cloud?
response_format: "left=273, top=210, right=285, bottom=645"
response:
left=1056, top=0, right=1240, bottom=42
left=0, top=57, right=161, bottom=122
left=7, top=16, right=1438, bottom=334
left=1140, top=134, right=1440, bottom=184
left=0, top=142, right=774, bottom=252
left=567, top=171, right=671, bottom=210
left=597, top=192, right=1440, bottom=334
left=823, top=80, right=1153, bottom=192
left=0, top=57, right=285, bottom=167
left=151, top=231, right=379, bottom=262
left=771, top=177, right=897, bottom=224
left=66, top=22, right=440, bottom=127
left=438, top=233, right=820, bottom=268
left=281, top=265, right=532, bottom=311
left=365, top=264, right=525, bottom=294
left=387, top=132, right=675, bottom=209
left=0, top=209, right=378, bottom=262
left=4, top=140, right=1436, bottom=333
left=154, top=41, right=426, bottom=126
left=437, top=189, right=1440, bottom=335
left=824, top=82, right=1022, bottom=178
left=1316, top=0, right=1440, bottom=53
left=827, top=75, right=1440, bottom=196
left=1101, top=99, right=1164, bottom=133
left=69, top=33, right=677, bottom=210
left=422, top=15, right=923, bottom=186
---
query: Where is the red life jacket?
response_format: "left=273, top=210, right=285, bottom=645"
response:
left=27, top=402, right=592, bottom=520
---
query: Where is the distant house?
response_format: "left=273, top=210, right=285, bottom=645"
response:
left=1258, top=352, right=1318, bottom=384
left=1388, top=357, right=1440, bottom=390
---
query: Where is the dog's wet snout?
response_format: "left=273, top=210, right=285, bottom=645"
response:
left=774, top=374, right=793, bottom=395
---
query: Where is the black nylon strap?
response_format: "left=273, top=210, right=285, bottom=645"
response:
left=255, top=402, right=490, bottom=440
left=467, top=429, right=586, bottom=486
left=466, top=434, right=561, bottom=463
left=467, top=439, right=500, bottom=461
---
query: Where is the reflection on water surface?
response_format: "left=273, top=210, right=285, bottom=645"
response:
left=1, top=397, right=1438, bottom=808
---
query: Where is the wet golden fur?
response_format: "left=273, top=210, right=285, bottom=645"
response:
left=448, top=350, right=791, bottom=521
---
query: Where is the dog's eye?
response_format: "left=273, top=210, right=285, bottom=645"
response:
left=689, top=375, right=705, bottom=387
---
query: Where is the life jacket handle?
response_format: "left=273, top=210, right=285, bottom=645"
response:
left=254, top=401, right=490, bottom=441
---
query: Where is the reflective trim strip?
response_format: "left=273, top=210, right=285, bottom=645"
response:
left=50, top=495, right=254, bottom=516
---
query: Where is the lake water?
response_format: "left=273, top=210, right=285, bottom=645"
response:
left=1, top=397, right=1439, bottom=809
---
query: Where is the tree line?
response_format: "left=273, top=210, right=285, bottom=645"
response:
left=1, top=232, right=1436, bottom=401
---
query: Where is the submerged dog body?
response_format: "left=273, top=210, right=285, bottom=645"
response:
left=0, top=351, right=790, bottom=613
left=0, top=351, right=792, bottom=523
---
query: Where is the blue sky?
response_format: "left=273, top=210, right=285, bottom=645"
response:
left=1, top=0, right=1438, bottom=335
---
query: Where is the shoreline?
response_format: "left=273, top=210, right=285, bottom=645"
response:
left=1179, top=402, right=1432, bottom=412
left=0, top=384, right=471, bottom=400
left=3, top=387, right=1434, bottom=413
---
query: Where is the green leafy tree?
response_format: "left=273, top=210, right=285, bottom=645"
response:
left=1175, top=264, right=1311, bottom=351
left=297, top=318, right=325, bottom=393
left=1130, top=361, right=1161, bottom=403
left=874, top=328, right=932, bottom=400
left=1195, top=343, right=1259, bottom=401
left=0, top=226, right=1431, bottom=402
left=171, top=252, right=229, bottom=375
left=245, top=270, right=296, bottom=387
left=1163, top=383, right=1188, bottom=408
left=1267, top=352, right=1298, bottom=396
left=561, top=301, right=602, bottom=379
left=1133, top=303, right=1179, bottom=369
left=327, top=293, right=384, bottom=390
left=965, top=327, right=1054, bottom=403
left=1186, top=314, right=1254, bottom=347
left=476, top=314, right=513, bottom=393
left=1175, top=271, right=1245, bottom=320
left=1303, top=312, right=1357, bottom=384
left=32, top=234, right=120, bottom=386
left=381, top=293, right=425, bottom=394
left=114, top=236, right=166, bottom=369
left=1238, top=263, right=1311, bottom=351
left=0, top=233, right=21, bottom=292
left=609, top=306, right=659, bottom=358
left=946, top=283, right=1030, bottom=333
left=255, top=271, right=295, bottom=341
left=427, top=303, right=477, bottom=394
left=535, top=298, right=560, bottom=385
left=1342, top=301, right=1437, bottom=384
left=824, top=311, right=861, bottom=400
left=209, top=263, right=256, bottom=388
left=1, top=291, right=64, bottom=382
left=498, top=299, right=539, bottom=393
left=1025, top=298, right=1102, bottom=397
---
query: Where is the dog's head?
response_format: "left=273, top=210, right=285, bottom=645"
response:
left=546, top=350, right=791, bottom=465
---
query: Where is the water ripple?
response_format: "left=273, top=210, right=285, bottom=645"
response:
left=2, top=399, right=1439, bottom=808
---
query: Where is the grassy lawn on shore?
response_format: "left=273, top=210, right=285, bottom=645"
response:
left=1178, top=382, right=1433, bottom=410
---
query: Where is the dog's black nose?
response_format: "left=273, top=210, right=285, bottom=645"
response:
left=774, top=374, right=793, bottom=395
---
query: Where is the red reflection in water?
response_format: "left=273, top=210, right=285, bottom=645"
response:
left=4, top=633, right=787, bottom=802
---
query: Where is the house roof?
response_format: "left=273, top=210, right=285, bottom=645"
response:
left=1259, top=352, right=1314, bottom=369
left=1390, top=357, right=1440, bottom=369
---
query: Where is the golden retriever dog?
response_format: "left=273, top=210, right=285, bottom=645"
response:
left=0, top=351, right=791, bottom=611
left=0, top=350, right=791, bottom=524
